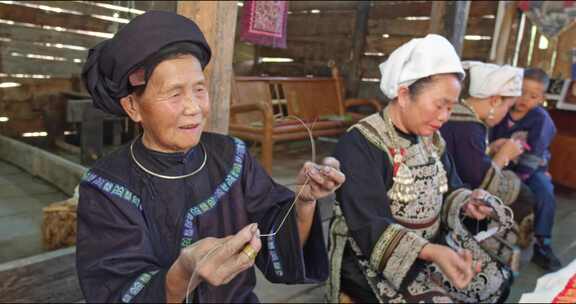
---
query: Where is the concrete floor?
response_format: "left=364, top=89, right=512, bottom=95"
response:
left=0, top=138, right=574, bottom=302
left=0, top=160, right=68, bottom=264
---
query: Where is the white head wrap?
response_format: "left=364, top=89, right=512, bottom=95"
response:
left=463, top=61, right=523, bottom=98
left=379, top=34, right=465, bottom=100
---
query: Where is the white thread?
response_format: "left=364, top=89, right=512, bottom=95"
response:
left=183, top=115, right=321, bottom=301
left=185, top=243, right=223, bottom=304
left=259, top=116, right=318, bottom=237
left=259, top=175, right=311, bottom=237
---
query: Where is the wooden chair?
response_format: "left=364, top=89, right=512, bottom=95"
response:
left=230, top=68, right=382, bottom=173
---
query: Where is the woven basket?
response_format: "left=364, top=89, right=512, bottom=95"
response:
left=42, top=198, right=78, bottom=250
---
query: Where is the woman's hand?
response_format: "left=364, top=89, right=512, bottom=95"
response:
left=419, top=244, right=480, bottom=289
left=488, top=138, right=507, bottom=155
left=180, top=223, right=261, bottom=286
left=295, top=157, right=346, bottom=203
left=293, top=157, right=345, bottom=246
left=493, top=139, right=524, bottom=168
left=463, top=189, right=494, bottom=221
left=167, top=224, right=261, bottom=302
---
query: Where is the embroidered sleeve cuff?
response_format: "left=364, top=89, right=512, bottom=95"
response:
left=480, top=164, right=521, bottom=205
left=369, top=224, right=429, bottom=289
left=121, top=270, right=162, bottom=303
left=442, top=188, right=471, bottom=230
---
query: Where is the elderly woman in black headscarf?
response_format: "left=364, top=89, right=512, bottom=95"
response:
left=77, top=11, right=344, bottom=303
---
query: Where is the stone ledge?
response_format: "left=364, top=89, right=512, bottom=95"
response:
left=0, top=135, right=86, bottom=196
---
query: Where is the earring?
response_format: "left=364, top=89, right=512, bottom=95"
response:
left=487, top=107, right=495, bottom=120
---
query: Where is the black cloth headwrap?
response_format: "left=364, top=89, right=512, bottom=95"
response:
left=82, top=10, right=212, bottom=116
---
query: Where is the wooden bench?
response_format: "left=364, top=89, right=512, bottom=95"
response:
left=230, top=70, right=381, bottom=173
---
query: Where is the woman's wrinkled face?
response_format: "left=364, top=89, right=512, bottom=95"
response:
left=123, top=55, right=209, bottom=153
left=399, top=74, right=462, bottom=136
left=485, top=96, right=517, bottom=127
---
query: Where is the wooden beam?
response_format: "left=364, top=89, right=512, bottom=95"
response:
left=347, top=1, right=371, bottom=98
left=0, top=3, right=115, bottom=33
left=135, top=1, right=177, bottom=12
left=368, top=17, right=494, bottom=37
left=429, top=1, right=470, bottom=56
left=19, top=1, right=139, bottom=19
left=287, top=11, right=355, bottom=36
left=0, top=23, right=105, bottom=49
left=258, top=40, right=352, bottom=64
left=461, top=40, right=493, bottom=60
left=285, top=35, right=352, bottom=44
left=361, top=40, right=492, bottom=79
left=364, top=35, right=491, bottom=58
left=289, top=1, right=365, bottom=12
left=369, top=0, right=494, bottom=19
left=177, top=1, right=238, bottom=135
left=287, top=1, right=497, bottom=18
left=0, top=55, right=82, bottom=78
left=0, top=78, right=75, bottom=103
left=370, top=2, right=432, bottom=19
left=0, top=41, right=87, bottom=60
left=494, top=2, right=517, bottom=64
left=365, top=35, right=418, bottom=53
left=360, top=56, right=388, bottom=75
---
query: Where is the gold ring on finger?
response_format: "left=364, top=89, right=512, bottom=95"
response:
left=242, top=244, right=257, bottom=260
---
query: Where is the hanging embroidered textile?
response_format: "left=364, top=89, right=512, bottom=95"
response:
left=240, top=1, right=288, bottom=48
left=518, top=1, right=576, bottom=38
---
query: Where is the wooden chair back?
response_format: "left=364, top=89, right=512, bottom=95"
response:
left=279, top=78, right=344, bottom=121
left=231, top=77, right=272, bottom=125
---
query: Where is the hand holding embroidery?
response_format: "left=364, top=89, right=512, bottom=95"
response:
left=464, top=189, right=495, bottom=220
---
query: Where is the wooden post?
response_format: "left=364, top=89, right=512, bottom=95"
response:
left=517, top=17, right=533, bottom=67
left=545, top=37, right=558, bottom=75
left=554, top=23, right=576, bottom=78
left=346, top=1, right=370, bottom=98
left=494, top=2, right=518, bottom=64
left=429, top=1, right=470, bottom=56
left=81, top=105, right=105, bottom=166
left=251, top=45, right=261, bottom=75
left=177, top=1, right=238, bottom=135
left=531, top=32, right=545, bottom=69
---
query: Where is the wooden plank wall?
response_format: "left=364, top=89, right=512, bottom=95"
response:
left=4, top=1, right=549, bottom=137
left=506, top=13, right=576, bottom=79
left=235, top=1, right=498, bottom=99
left=0, top=1, right=175, bottom=138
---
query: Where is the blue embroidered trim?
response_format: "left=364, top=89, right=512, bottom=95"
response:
left=82, top=171, right=142, bottom=210
left=121, top=270, right=159, bottom=303
left=180, top=138, right=246, bottom=248
left=268, top=225, right=284, bottom=277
